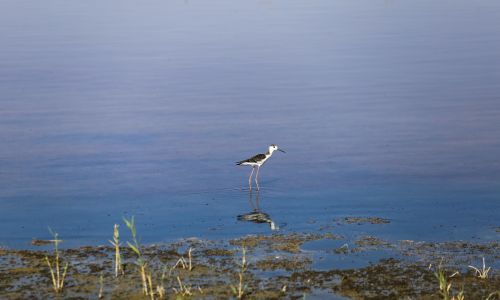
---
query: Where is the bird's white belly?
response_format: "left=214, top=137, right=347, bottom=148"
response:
left=242, top=161, right=262, bottom=166
left=242, top=157, right=269, bottom=166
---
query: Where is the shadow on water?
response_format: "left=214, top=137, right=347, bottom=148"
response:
left=237, top=190, right=279, bottom=231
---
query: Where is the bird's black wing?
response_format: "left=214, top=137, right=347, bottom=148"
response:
left=236, top=153, right=266, bottom=165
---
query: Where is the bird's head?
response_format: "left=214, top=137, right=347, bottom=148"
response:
left=269, top=144, right=286, bottom=154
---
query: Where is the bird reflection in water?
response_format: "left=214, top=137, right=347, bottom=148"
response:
left=237, top=190, right=278, bottom=230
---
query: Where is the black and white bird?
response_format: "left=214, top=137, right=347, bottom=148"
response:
left=236, top=144, right=285, bottom=190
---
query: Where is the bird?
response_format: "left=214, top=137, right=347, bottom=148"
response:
left=236, top=144, right=285, bottom=190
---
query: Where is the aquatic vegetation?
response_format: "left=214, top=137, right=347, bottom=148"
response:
left=486, top=291, right=500, bottom=300
left=173, top=275, right=193, bottom=296
left=1, top=230, right=498, bottom=299
left=44, top=229, right=69, bottom=294
left=108, top=224, right=123, bottom=277
left=155, top=267, right=168, bottom=299
left=98, top=273, right=104, bottom=299
left=146, top=273, right=154, bottom=300
left=143, top=267, right=168, bottom=300
left=231, top=247, right=249, bottom=299
left=170, top=248, right=208, bottom=298
left=240, top=246, right=248, bottom=272
left=187, top=247, right=193, bottom=271
left=468, top=257, right=492, bottom=279
left=123, top=217, right=170, bottom=299
left=453, top=289, right=465, bottom=300
left=434, top=263, right=451, bottom=300
left=432, top=261, right=460, bottom=300
left=169, top=248, right=207, bottom=298
left=171, top=247, right=194, bottom=272
left=123, top=216, right=150, bottom=296
left=232, top=273, right=246, bottom=299
left=156, top=282, right=166, bottom=299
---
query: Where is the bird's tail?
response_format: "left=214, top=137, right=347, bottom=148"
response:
left=235, top=161, right=242, bottom=165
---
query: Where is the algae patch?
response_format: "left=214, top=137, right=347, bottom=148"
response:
left=229, top=232, right=341, bottom=253
left=342, top=217, right=390, bottom=225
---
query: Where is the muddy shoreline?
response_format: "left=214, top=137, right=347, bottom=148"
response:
left=1, top=225, right=498, bottom=299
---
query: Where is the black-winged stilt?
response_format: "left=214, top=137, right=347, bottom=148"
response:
left=236, top=144, right=285, bottom=190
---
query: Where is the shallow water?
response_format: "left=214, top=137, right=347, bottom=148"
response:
left=1, top=0, right=499, bottom=248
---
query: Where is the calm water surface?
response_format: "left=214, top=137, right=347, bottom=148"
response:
left=1, top=0, right=499, bottom=248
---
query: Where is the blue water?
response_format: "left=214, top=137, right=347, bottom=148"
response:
left=1, top=0, right=499, bottom=248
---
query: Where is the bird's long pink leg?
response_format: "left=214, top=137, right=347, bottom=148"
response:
left=255, top=190, right=260, bottom=210
left=255, top=166, right=260, bottom=191
left=248, top=167, right=255, bottom=190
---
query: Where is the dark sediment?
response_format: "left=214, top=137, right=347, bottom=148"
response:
left=1, top=231, right=499, bottom=299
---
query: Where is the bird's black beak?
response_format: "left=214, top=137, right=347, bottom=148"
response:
left=278, top=149, right=286, bottom=153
